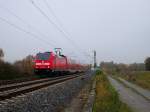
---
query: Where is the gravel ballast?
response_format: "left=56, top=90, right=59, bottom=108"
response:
left=0, top=72, right=93, bottom=112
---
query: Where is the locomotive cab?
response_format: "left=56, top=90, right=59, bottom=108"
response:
left=34, top=52, right=54, bottom=74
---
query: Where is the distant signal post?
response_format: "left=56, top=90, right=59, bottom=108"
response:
left=94, top=50, right=97, bottom=68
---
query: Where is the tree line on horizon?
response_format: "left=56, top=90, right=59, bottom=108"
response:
left=0, top=48, right=34, bottom=80
left=0, top=48, right=150, bottom=80
left=100, top=57, right=150, bottom=75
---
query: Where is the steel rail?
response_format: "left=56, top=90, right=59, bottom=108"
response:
left=0, top=74, right=84, bottom=101
left=0, top=75, right=72, bottom=92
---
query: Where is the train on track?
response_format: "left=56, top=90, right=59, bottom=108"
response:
left=33, top=48, right=89, bottom=76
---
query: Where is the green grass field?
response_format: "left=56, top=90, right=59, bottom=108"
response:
left=93, top=70, right=132, bottom=112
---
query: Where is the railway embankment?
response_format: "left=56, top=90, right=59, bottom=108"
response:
left=64, top=74, right=95, bottom=112
left=0, top=71, right=94, bottom=112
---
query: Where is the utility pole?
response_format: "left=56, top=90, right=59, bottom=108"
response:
left=94, top=50, right=97, bottom=68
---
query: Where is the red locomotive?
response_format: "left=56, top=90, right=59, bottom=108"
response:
left=33, top=48, right=88, bottom=76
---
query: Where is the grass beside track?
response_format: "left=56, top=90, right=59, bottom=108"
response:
left=119, top=71, right=150, bottom=90
left=93, top=70, right=132, bottom=112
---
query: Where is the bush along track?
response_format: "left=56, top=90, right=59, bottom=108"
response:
left=92, top=70, right=133, bottom=112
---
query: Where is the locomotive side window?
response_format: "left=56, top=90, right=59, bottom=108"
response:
left=36, top=52, right=51, bottom=60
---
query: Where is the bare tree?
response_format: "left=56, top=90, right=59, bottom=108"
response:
left=14, top=55, right=34, bottom=75
left=0, top=48, right=4, bottom=60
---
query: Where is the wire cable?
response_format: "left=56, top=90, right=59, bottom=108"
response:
left=30, top=0, right=92, bottom=60
left=0, top=5, right=58, bottom=47
left=43, top=0, right=65, bottom=31
left=43, top=0, right=93, bottom=59
left=0, top=16, right=55, bottom=48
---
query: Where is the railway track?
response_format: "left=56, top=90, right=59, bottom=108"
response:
left=0, top=74, right=84, bottom=101
left=0, top=77, right=39, bottom=86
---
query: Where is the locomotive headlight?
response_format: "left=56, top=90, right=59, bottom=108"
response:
left=36, top=63, right=50, bottom=65
left=36, top=63, right=42, bottom=65
left=44, top=63, right=50, bottom=65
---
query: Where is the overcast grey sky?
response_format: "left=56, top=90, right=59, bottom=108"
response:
left=0, top=0, right=150, bottom=64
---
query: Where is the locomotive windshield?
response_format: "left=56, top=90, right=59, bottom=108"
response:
left=36, top=52, right=51, bottom=60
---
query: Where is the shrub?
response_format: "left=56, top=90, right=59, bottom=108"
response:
left=96, top=69, right=103, bottom=75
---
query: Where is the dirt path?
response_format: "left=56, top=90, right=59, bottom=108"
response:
left=118, top=77, right=150, bottom=100
left=108, top=76, right=150, bottom=112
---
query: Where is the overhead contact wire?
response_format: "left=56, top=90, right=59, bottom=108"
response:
left=0, top=17, right=55, bottom=47
left=30, top=0, right=92, bottom=60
